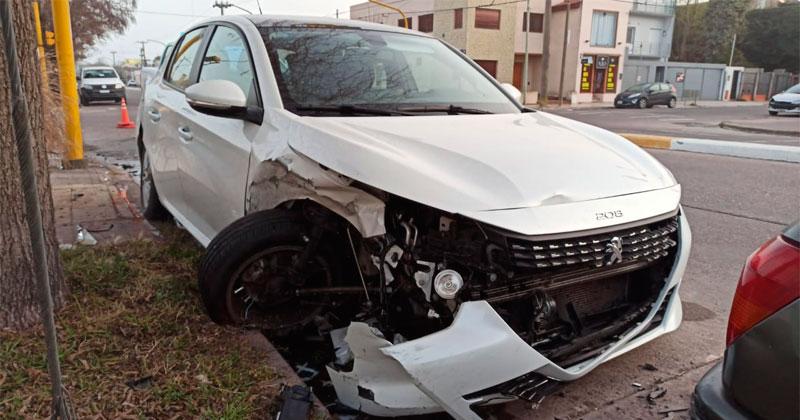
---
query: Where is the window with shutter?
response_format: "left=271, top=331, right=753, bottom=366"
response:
left=475, top=8, right=501, bottom=30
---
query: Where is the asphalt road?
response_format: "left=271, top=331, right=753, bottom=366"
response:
left=79, top=86, right=142, bottom=171
left=79, top=99, right=800, bottom=419
left=548, top=104, right=800, bottom=147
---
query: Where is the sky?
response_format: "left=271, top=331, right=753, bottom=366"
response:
left=85, top=0, right=361, bottom=64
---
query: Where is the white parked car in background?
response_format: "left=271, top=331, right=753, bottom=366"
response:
left=768, top=83, right=800, bottom=116
left=137, top=15, right=691, bottom=419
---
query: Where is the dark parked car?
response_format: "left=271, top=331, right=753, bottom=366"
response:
left=691, top=223, right=799, bottom=420
left=615, top=82, right=677, bottom=109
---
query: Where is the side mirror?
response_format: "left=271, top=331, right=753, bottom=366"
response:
left=185, top=79, right=262, bottom=123
left=500, top=83, right=522, bottom=103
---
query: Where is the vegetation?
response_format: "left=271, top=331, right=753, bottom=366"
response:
left=672, top=0, right=799, bottom=71
left=0, top=231, right=283, bottom=418
left=39, top=0, right=137, bottom=60
left=739, top=4, right=800, bottom=72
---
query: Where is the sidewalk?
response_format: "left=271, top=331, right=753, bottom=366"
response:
left=720, top=116, right=800, bottom=137
left=50, top=158, right=157, bottom=246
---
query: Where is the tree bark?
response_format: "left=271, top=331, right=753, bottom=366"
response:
left=0, top=0, right=66, bottom=330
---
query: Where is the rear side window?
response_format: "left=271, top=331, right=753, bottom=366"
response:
left=199, top=26, right=258, bottom=106
left=166, top=27, right=207, bottom=89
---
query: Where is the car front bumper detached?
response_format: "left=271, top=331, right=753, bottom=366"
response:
left=328, top=213, right=691, bottom=419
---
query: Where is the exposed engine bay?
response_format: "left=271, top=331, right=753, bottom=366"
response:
left=257, top=196, right=682, bottom=417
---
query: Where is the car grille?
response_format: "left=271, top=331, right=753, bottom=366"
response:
left=771, top=101, right=797, bottom=110
left=506, top=216, right=679, bottom=270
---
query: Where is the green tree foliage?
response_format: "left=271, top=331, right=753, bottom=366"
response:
left=739, top=4, right=800, bottom=72
left=671, top=1, right=708, bottom=62
left=671, top=0, right=750, bottom=64
left=700, top=0, right=750, bottom=63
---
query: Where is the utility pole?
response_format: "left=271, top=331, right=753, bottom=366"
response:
left=137, top=41, right=147, bottom=68
left=522, top=0, right=530, bottom=104
left=728, top=33, right=737, bottom=66
left=336, top=8, right=339, bottom=18
left=539, top=0, right=552, bottom=106
left=558, top=0, right=571, bottom=106
left=111, top=51, right=117, bottom=67
left=213, top=0, right=231, bottom=15
left=51, top=0, right=84, bottom=167
left=0, top=4, right=71, bottom=419
left=32, top=1, right=49, bottom=90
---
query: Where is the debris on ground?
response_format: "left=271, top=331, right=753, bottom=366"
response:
left=125, top=375, right=154, bottom=390
left=632, top=382, right=643, bottom=388
left=640, top=363, right=659, bottom=371
left=647, top=387, right=667, bottom=404
left=658, top=406, right=689, bottom=415
left=276, top=385, right=313, bottom=420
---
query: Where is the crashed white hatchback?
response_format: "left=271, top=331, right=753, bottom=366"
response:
left=138, top=15, right=691, bottom=419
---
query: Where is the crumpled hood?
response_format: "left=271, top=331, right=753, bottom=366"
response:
left=285, top=111, right=676, bottom=214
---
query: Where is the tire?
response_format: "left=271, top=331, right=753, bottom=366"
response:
left=638, top=98, right=648, bottom=109
left=114, top=98, right=122, bottom=104
left=198, top=210, right=336, bottom=328
left=80, top=95, right=89, bottom=106
left=140, top=146, right=168, bottom=220
left=769, top=111, right=778, bottom=116
left=668, top=97, right=676, bottom=108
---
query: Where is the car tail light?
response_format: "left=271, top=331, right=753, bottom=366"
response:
left=726, top=235, right=800, bottom=346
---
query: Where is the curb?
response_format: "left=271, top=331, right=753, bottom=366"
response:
left=619, top=133, right=800, bottom=163
left=719, top=121, right=800, bottom=137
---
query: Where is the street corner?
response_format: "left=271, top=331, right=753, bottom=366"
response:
left=719, top=116, right=800, bottom=137
left=51, top=159, right=158, bottom=248
left=619, top=133, right=674, bottom=149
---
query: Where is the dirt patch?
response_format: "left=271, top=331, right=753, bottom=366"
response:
left=681, top=301, right=716, bottom=322
left=0, top=228, right=284, bottom=419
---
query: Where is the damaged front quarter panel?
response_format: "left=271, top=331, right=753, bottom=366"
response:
left=245, top=109, right=385, bottom=237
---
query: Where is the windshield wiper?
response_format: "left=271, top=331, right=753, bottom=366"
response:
left=397, top=105, right=494, bottom=115
left=294, top=105, right=412, bottom=116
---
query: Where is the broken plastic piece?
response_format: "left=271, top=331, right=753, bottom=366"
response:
left=276, top=384, right=312, bottom=420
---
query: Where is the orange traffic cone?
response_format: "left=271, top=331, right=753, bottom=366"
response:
left=117, top=98, right=135, bottom=128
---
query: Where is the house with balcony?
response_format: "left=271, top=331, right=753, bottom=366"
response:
left=350, top=0, right=633, bottom=104
left=622, top=0, right=676, bottom=89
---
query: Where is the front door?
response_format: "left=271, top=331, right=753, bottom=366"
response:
left=513, top=61, right=523, bottom=90
left=177, top=23, right=260, bottom=244
left=593, top=69, right=606, bottom=94
left=148, top=25, right=209, bottom=221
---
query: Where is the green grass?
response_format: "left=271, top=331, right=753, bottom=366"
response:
left=0, top=230, right=282, bottom=419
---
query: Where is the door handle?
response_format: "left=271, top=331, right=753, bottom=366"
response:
left=147, top=108, right=161, bottom=122
left=177, top=126, right=193, bottom=142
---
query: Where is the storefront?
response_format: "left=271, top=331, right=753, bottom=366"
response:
left=580, top=55, right=619, bottom=98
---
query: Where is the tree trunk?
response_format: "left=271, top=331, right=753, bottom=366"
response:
left=0, top=0, right=66, bottom=330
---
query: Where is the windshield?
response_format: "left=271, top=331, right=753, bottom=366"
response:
left=259, top=26, right=519, bottom=115
left=785, top=84, right=800, bottom=94
left=83, top=69, right=117, bottom=79
left=624, top=83, right=651, bottom=93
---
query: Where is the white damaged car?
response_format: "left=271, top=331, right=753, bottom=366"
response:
left=138, top=15, right=691, bottom=419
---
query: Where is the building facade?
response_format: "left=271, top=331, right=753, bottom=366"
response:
left=622, top=0, right=676, bottom=89
left=350, top=0, right=633, bottom=104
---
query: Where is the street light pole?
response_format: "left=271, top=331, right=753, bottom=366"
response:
left=539, top=0, right=552, bottom=106
left=558, top=0, right=571, bottom=106
left=51, top=0, right=84, bottom=167
left=521, top=0, right=530, bottom=104
left=111, top=51, right=117, bottom=66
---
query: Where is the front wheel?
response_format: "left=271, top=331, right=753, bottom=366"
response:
left=198, top=210, right=336, bottom=331
left=668, top=97, right=676, bottom=108
left=769, top=111, right=778, bottom=116
left=638, top=98, right=648, bottom=109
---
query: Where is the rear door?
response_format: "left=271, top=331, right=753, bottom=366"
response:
left=177, top=23, right=262, bottom=244
left=142, top=26, right=209, bottom=221
left=658, top=83, right=671, bottom=104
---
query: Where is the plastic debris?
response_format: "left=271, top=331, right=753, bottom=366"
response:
left=76, top=225, right=97, bottom=246
left=647, top=387, right=667, bottom=404
left=640, top=363, right=658, bottom=371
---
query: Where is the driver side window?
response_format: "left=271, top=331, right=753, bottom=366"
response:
left=199, top=26, right=258, bottom=107
left=166, top=27, right=207, bottom=90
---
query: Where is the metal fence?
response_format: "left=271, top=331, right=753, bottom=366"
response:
left=738, top=69, right=798, bottom=100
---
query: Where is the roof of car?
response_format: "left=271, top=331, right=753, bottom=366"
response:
left=217, top=14, right=429, bottom=37
left=82, top=66, right=115, bottom=70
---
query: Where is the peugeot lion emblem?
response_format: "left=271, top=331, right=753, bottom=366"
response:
left=604, top=236, right=623, bottom=265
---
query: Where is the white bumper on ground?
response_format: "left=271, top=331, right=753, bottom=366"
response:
left=328, top=212, right=691, bottom=419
